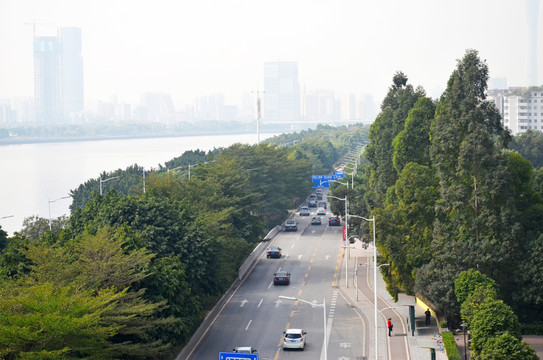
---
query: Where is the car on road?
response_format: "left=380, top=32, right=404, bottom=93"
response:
left=283, top=328, right=307, bottom=350
left=273, top=271, right=291, bottom=285
left=316, top=194, right=323, bottom=200
left=310, top=216, right=321, bottom=225
left=316, top=207, right=326, bottom=215
left=329, top=216, right=341, bottom=226
left=315, top=189, right=322, bottom=194
left=284, top=219, right=298, bottom=231
left=299, top=207, right=310, bottom=216
left=308, top=200, right=317, bottom=208
left=266, top=246, right=282, bottom=258
left=233, top=346, right=258, bottom=353
left=309, top=194, right=317, bottom=201
left=318, top=201, right=327, bottom=209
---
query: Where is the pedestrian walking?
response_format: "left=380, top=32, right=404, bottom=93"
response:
left=387, top=318, right=393, bottom=336
left=425, top=308, right=431, bottom=326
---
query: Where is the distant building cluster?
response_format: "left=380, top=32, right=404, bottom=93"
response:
left=0, top=28, right=377, bottom=126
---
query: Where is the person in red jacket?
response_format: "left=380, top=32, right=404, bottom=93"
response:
left=387, top=318, right=393, bottom=336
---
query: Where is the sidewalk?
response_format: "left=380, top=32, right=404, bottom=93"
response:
left=338, top=239, right=447, bottom=360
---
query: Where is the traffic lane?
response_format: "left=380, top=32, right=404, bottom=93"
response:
left=188, top=213, right=339, bottom=359
left=274, top=238, right=340, bottom=359
left=188, top=230, right=324, bottom=358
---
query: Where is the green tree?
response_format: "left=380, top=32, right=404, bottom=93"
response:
left=509, top=129, right=543, bottom=168
left=455, top=269, right=497, bottom=306
left=364, top=72, right=425, bottom=208
left=376, top=163, right=438, bottom=297
left=460, top=284, right=498, bottom=325
left=416, top=50, right=513, bottom=323
left=470, top=297, right=521, bottom=356
left=0, top=280, right=123, bottom=359
left=392, top=97, right=435, bottom=173
left=477, top=332, right=538, bottom=360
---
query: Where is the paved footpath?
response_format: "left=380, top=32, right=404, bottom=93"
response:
left=338, top=240, right=447, bottom=360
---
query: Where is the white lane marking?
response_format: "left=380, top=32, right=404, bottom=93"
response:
left=325, top=255, right=330, bottom=260
left=275, top=299, right=282, bottom=308
left=298, top=254, right=303, bottom=260
left=240, top=299, right=248, bottom=307
left=258, top=298, right=263, bottom=308
left=245, top=320, right=252, bottom=331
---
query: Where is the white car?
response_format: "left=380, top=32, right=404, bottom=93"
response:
left=316, top=207, right=326, bottom=215
left=283, top=328, right=306, bottom=350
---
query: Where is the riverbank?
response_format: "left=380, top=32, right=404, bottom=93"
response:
left=0, top=130, right=284, bottom=146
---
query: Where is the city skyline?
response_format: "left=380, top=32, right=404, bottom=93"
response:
left=0, top=0, right=540, bottom=111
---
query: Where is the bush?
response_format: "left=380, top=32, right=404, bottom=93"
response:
left=521, top=323, right=543, bottom=335
left=440, top=320, right=448, bottom=329
left=442, top=331, right=461, bottom=360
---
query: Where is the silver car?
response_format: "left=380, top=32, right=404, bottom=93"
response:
left=299, top=207, right=310, bottom=216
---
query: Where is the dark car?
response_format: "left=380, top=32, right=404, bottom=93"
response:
left=318, top=201, right=327, bottom=209
left=309, top=194, right=317, bottom=201
left=311, top=216, right=321, bottom=225
left=316, top=194, right=323, bottom=200
left=329, top=216, right=341, bottom=226
left=274, top=270, right=291, bottom=285
left=308, top=200, right=317, bottom=208
left=284, top=219, right=298, bottom=231
left=266, top=246, right=282, bottom=258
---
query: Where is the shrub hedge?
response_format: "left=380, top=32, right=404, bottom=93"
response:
left=442, top=331, right=461, bottom=360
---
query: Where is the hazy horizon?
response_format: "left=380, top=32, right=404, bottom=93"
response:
left=0, top=0, right=539, bottom=108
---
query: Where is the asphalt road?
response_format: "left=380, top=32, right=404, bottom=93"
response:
left=187, top=200, right=370, bottom=360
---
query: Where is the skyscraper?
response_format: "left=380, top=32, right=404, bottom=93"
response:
left=33, top=27, right=84, bottom=123
left=34, top=34, right=62, bottom=123
left=60, top=27, right=84, bottom=119
left=526, top=0, right=539, bottom=86
left=263, top=61, right=300, bottom=123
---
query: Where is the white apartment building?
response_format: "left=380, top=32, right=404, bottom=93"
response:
left=488, top=87, right=543, bottom=135
left=503, top=89, right=543, bottom=135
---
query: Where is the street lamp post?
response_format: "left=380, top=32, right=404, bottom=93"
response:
left=349, top=214, right=378, bottom=360
left=279, top=296, right=327, bottom=360
left=100, top=176, right=119, bottom=196
left=325, top=193, right=350, bottom=287
left=188, top=164, right=197, bottom=179
left=48, top=196, right=70, bottom=231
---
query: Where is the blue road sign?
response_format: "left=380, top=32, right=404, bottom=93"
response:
left=312, top=180, right=331, bottom=188
left=219, top=352, right=258, bottom=360
left=334, top=170, right=345, bottom=179
left=311, top=174, right=336, bottom=181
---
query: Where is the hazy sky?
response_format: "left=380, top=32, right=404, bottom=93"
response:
left=0, top=0, right=537, bottom=108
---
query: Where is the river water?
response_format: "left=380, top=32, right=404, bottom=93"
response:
left=0, top=133, right=279, bottom=236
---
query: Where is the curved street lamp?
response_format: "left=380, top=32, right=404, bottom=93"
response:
left=279, top=295, right=327, bottom=360
left=100, top=176, right=119, bottom=196
left=48, top=196, right=70, bottom=231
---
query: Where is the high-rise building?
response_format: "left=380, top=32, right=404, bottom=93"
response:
left=33, top=27, right=84, bottom=123
left=60, top=27, right=84, bottom=119
left=526, top=0, right=539, bottom=86
left=263, top=61, right=300, bottom=123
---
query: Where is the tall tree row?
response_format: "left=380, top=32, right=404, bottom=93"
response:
left=362, top=49, right=543, bottom=325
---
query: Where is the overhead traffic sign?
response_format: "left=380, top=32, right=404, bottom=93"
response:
left=312, top=180, right=331, bottom=188
left=219, top=352, right=258, bottom=360
left=334, top=170, right=345, bottom=179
